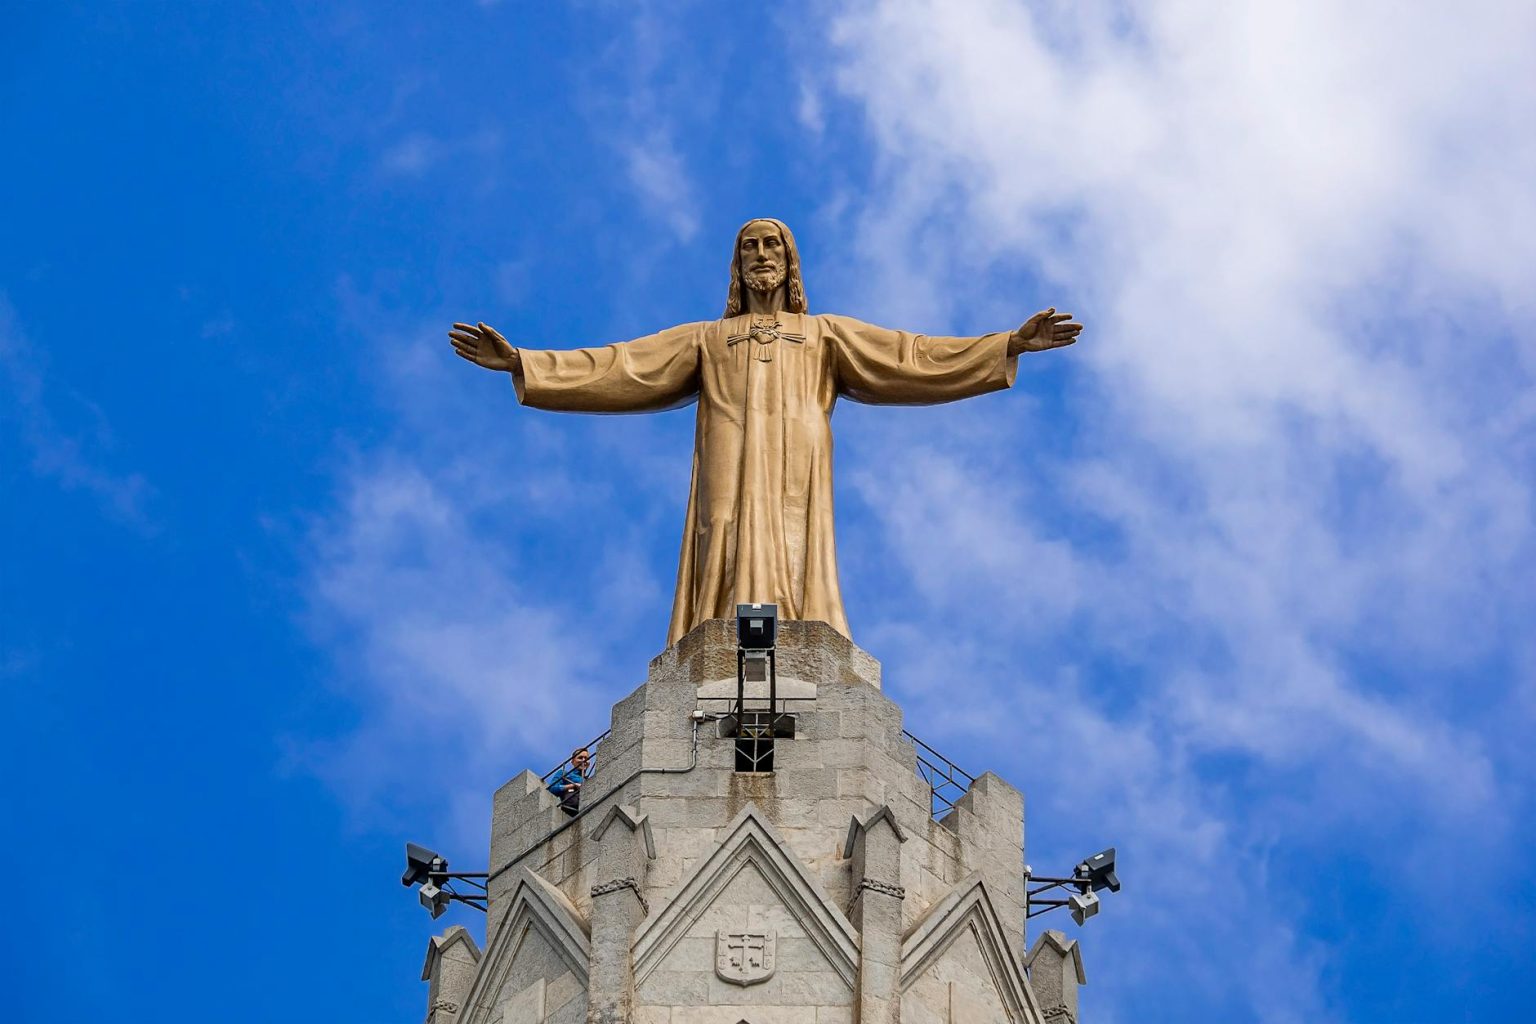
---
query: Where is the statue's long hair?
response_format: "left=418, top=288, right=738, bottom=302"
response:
left=723, top=218, right=808, bottom=317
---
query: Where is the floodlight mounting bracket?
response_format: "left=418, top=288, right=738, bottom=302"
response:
left=1024, top=859, right=1123, bottom=923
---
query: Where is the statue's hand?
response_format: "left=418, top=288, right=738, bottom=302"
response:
left=1009, top=308, right=1082, bottom=356
left=449, top=321, right=522, bottom=373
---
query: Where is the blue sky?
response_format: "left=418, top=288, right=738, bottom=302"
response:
left=3, top=3, right=1533, bottom=1021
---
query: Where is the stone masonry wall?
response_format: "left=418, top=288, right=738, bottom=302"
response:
left=476, top=620, right=1033, bottom=1022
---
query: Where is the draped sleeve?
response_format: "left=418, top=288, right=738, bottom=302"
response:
left=822, top=314, right=1018, bottom=406
left=514, top=321, right=705, bottom=413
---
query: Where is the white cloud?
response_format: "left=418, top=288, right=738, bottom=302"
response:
left=820, top=0, right=1535, bottom=800
left=803, top=0, right=1535, bottom=1017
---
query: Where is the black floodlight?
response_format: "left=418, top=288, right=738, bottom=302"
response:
left=1068, top=889, right=1100, bottom=926
left=737, top=603, right=778, bottom=649
left=402, top=842, right=447, bottom=888
left=398, top=843, right=489, bottom=920
left=1075, top=847, right=1120, bottom=893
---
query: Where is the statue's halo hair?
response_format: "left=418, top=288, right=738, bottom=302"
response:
left=724, top=218, right=808, bottom=317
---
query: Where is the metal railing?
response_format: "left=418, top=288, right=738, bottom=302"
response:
left=904, top=730, right=978, bottom=821
left=539, top=728, right=613, bottom=786
left=695, top=695, right=816, bottom=717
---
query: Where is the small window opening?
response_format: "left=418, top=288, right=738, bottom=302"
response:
left=734, top=724, right=774, bottom=772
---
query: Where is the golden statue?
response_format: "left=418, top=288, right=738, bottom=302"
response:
left=449, top=218, right=1081, bottom=644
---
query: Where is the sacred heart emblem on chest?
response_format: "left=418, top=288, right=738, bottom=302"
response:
left=715, top=930, right=776, bottom=986
left=725, top=314, right=806, bottom=362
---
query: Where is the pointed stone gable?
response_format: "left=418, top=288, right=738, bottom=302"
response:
left=841, top=804, right=908, bottom=858
left=457, top=868, right=590, bottom=1024
left=589, top=803, right=657, bottom=859
left=900, top=872, right=1042, bottom=1024
left=632, top=804, right=860, bottom=993
left=422, top=924, right=483, bottom=981
left=1023, top=929, right=1086, bottom=985
left=421, top=925, right=482, bottom=1024
left=1024, top=929, right=1087, bottom=1024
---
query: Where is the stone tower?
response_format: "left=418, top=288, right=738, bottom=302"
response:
left=416, top=619, right=1085, bottom=1023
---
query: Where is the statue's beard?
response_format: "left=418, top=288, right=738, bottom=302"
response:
left=744, top=263, right=786, bottom=294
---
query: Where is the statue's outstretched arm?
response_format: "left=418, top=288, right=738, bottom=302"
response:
left=827, top=315, right=1013, bottom=406
left=828, top=311, right=1081, bottom=406
left=449, top=320, right=703, bottom=414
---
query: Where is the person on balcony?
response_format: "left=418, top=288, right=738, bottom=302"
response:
left=546, top=747, right=592, bottom=816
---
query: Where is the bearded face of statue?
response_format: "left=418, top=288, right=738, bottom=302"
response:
left=739, top=221, right=788, bottom=294
left=723, top=217, right=807, bottom=317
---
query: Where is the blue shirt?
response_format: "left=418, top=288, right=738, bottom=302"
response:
left=547, top=767, right=585, bottom=795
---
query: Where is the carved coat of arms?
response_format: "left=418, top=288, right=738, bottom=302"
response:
left=715, top=930, right=776, bottom=986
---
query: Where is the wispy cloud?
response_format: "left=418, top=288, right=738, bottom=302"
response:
left=300, top=452, right=609, bottom=836
left=377, top=127, right=502, bottom=180
left=378, top=132, right=436, bottom=177
left=295, top=287, right=682, bottom=845
left=0, top=297, right=155, bottom=529
left=577, top=1, right=712, bottom=244
left=623, top=141, right=700, bottom=242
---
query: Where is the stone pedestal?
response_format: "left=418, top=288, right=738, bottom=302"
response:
left=431, top=620, right=1062, bottom=1023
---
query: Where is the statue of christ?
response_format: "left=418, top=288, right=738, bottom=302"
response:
left=449, top=218, right=1081, bottom=645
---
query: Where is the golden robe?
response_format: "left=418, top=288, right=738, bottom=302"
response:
left=514, top=312, right=1017, bottom=644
